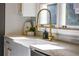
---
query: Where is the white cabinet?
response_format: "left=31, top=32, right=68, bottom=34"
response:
left=4, top=36, right=51, bottom=56
left=20, top=3, right=40, bottom=17
left=4, top=37, right=30, bottom=56
left=4, top=38, right=13, bottom=56
left=10, top=41, right=30, bottom=56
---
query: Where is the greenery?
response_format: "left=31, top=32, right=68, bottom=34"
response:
left=29, top=27, right=36, bottom=32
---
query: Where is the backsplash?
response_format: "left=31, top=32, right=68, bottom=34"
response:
left=58, top=33, right=79, bottom=44
left=39, top=27, right=79, bottom=44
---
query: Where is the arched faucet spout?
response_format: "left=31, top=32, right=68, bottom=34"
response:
left=35, top=9, right=54, bottom=40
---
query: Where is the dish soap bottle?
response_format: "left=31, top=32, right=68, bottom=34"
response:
left=43, top=28, right=48, bottom=39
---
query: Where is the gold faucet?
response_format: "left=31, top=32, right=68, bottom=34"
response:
left=35, top=9, right=54, bottom=41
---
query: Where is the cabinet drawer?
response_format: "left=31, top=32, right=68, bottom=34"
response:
left=4, top=38, right=13, bottom=48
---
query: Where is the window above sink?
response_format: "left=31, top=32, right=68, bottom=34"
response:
left=38, top=3, right=57, bottom=28
left=66, top=3, right=79, bottom=29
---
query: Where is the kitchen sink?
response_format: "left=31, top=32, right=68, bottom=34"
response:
left=31, top=44, right=65, bottom=50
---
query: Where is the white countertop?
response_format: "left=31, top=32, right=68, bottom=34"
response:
left=5, top=35, right=79, bottom=56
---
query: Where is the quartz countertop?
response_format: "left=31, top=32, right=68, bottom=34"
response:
left=5, top=35, right=79, bottom=56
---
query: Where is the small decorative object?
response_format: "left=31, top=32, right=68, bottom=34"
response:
left=25, top=26, right=36, bottom=36
left=29, top=27, right=36, bottom=36
left=43, top=28, right=48, bottom=39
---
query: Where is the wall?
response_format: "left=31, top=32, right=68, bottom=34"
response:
left=5, top=3, right=27, bottom=35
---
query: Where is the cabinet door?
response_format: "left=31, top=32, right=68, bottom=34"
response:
left=10, top=41, right=30, bottom=56
left=4, top=38, right=13, bottom=56
left=22, top=3, right=36, bottom=17
left=4, top=37, right=31, bottom=56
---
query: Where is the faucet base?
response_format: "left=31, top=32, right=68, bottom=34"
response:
left=48, top=36, right=54, bottom=41
left=48, top=36, right=52, bottom=41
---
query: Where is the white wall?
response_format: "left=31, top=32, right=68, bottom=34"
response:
left=5, top=3, right=27, bottom=35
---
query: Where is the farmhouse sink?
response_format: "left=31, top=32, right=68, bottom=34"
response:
left=31, top=44, right=65, bottom=50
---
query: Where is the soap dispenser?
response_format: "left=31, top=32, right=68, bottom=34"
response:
left=43, top=28, right=48, bottom=39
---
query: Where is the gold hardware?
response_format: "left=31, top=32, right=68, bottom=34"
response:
left=35, top=9, right=54, bottom=40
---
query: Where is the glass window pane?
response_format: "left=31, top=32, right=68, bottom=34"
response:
left=39, top=4, right=48, bottom=24
left=48, top=4, right=57, bottom=25
left=66, top=3, right=79, bottom=26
